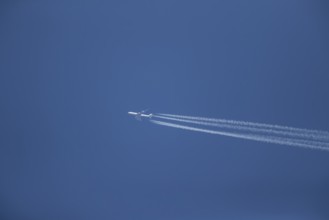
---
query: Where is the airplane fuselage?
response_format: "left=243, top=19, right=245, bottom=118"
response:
left=128, top=111, right=153, bottom=121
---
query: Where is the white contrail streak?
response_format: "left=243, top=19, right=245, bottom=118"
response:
left=153, top=115, right=329, bottom=142
left=157, top=113, right=329, bottom=141
left=150, top=120, right=329, bottom=151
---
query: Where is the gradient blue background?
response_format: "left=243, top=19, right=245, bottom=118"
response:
left=1, top=1, right=329, bottom=219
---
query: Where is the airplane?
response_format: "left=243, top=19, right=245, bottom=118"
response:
left=128, top=110, right=153, bottom=121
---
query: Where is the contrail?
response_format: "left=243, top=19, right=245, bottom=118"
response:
left=150, top=120, right=329, bottom=151
left=153, top=115, right=329, bottom=142
left=156, top=113, right=329, bottom=141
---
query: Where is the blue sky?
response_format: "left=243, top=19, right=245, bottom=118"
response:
left=1, top=1, right=329, bottom=219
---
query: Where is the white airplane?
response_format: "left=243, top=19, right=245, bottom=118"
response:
left=128, top=110, right=153, bottom=121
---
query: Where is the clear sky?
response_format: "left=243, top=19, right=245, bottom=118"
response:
left=1, top=1, right=329, bottom=219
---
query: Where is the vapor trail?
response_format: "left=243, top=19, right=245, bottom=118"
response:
left=150, top=120, right=329, bottom=151
left=153, top=115, right=329, bottom=142
left=157, top=113, right=329, bottom=141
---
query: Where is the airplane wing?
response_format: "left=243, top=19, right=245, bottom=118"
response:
left=141, top=109, right=149, bottom=114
